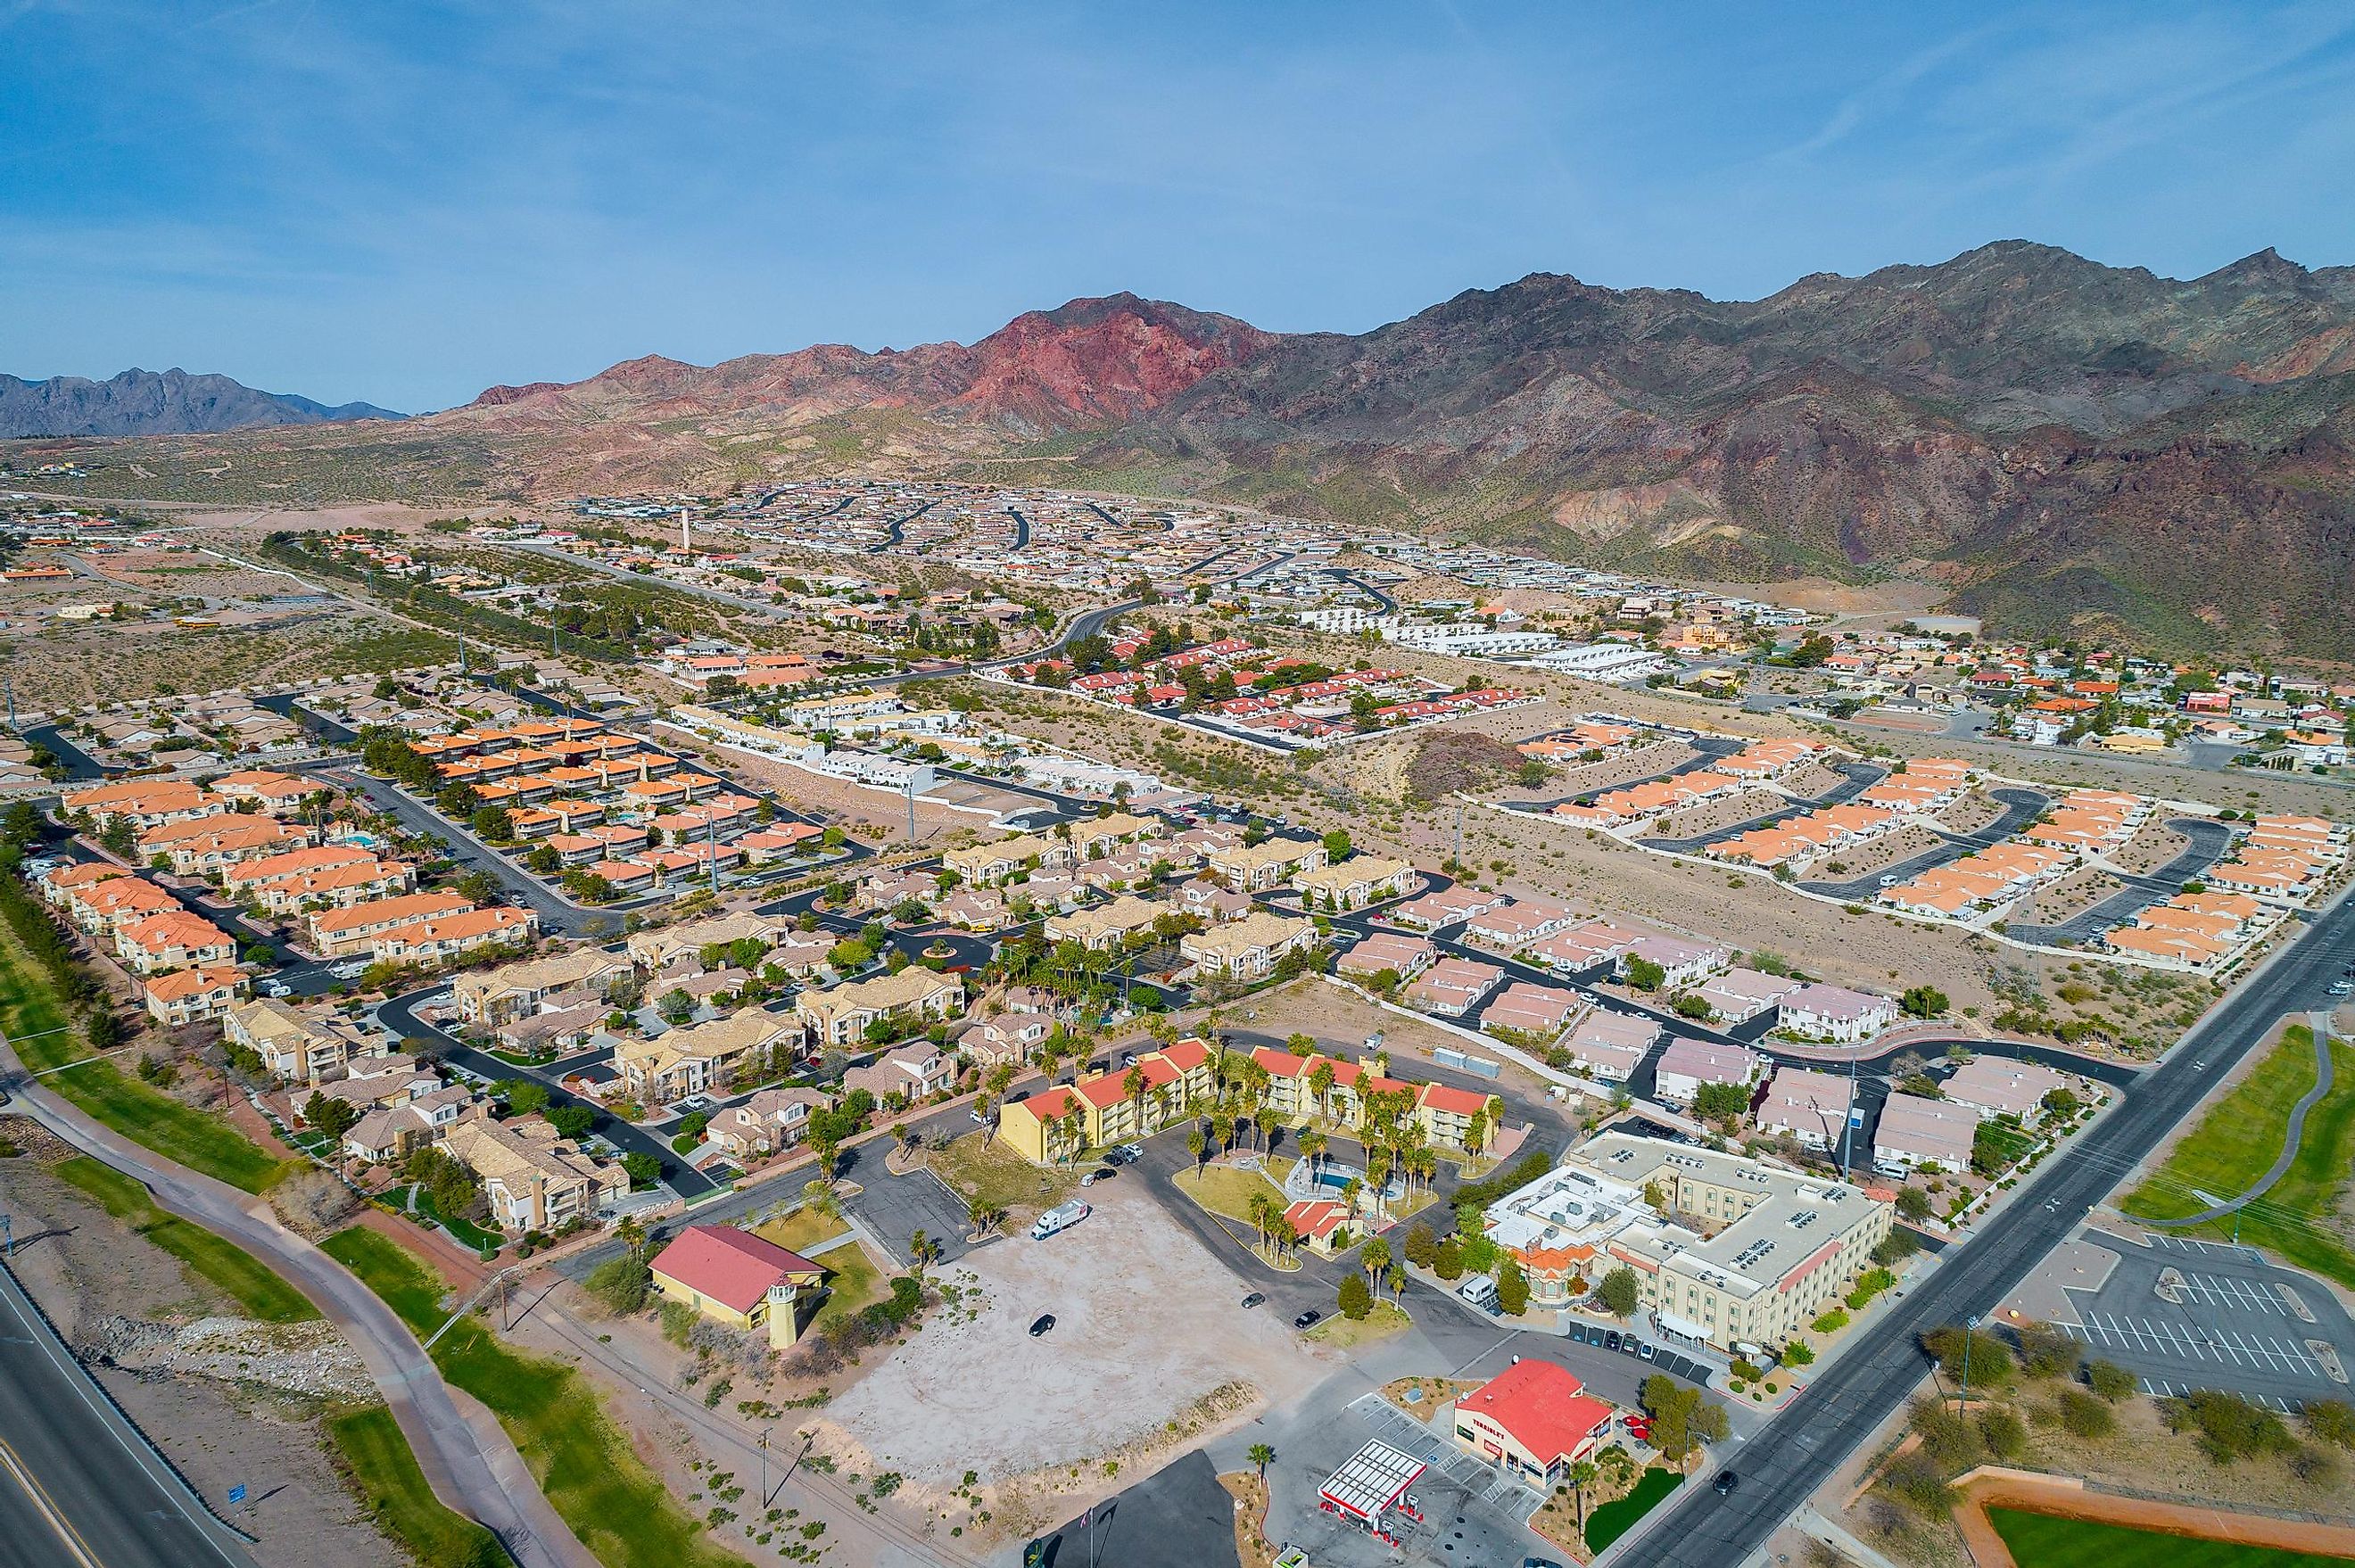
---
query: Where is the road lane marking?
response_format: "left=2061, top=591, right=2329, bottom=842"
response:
left=0, top=1438, right=104, bottom=1568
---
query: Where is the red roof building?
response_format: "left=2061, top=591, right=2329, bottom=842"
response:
left=649, top=1226, right=826, bottom=1344
left=1451, top=1359, right=1615, bottom=1484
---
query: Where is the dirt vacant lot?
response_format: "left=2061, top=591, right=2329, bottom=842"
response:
left=819, top=1182, right=1328, bottom=1490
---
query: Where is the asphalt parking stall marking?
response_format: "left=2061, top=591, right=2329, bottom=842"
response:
left=2137, top=1376, right=2301, bottom=1413
left=2179, top=1271, right=2288, bottom=1315
left=2070, top=1315, right=2326, bottom=1378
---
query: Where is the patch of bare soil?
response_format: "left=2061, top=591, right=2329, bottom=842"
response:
left=2111, top=820, right=2190, bottom=877
left=2021, top=866, right=2126, bottom=927
left=1540, top=740, right=1699, bottom=800
left=1653, top=789, right=1785, bottom=839
left=816, top=1182, right=1329, bottom=1534
left=1812, top=823, right=1947, bottom=881
left=1403, top=730, right=1525, bottom=803
left=1781, top=761, right=1851, bottom=800
left=1935, top=790, right=2008, bottom=836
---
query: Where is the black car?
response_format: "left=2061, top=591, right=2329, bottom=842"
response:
left=1240, top=1292, right=1266, bottom=1309
left=1714, top=1471, right=1739, bottom=1496
left=1294, top=1308, right=1322, bottom=1330
left=1029, top=1315, right=1056, bottom=1337
left=1603, top=1331, right=1623, bottom=1351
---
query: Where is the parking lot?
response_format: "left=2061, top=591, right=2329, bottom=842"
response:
left=1562, top=1321, right=1717, bottom=1387
left=2058, top=1232, right=2355, bottom=1411
left=832, top=1139, right=981, bottom=1267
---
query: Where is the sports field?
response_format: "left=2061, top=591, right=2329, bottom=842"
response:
left=1990, top=1507, right=2355, bottom=1567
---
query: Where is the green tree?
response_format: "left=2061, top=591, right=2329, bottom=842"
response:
left=1361, top=1236, right=1392, bottom=1296
left=1624, top=957, right=1666, bottom=992
left=1433, top=1237, right=1464, bottom=1280
left=1246, top=1441, right=1276, bottom=1480
left=1321, top=829, right=1352, bottom=861
left=1692, top=1081, right=1749, bottom=1122
left=1899, top=985, right=1948, bottom=1019
left=657, top=986, right=696, bottom=1025
left=1896, top=1185, right=1934, bottom=1223
left=497, top=1078, right=550, bottom=1117
left=1598, top=1265, right=1640, bottom=1319
left=1337, top=1272, right=1372, bottom=1320
left=303, top=1093, right=360, bottom=1138
left=621, top=1151, right=662, bottom=1189
left=1494, top=1255, right=1529, bottom=1316
left=547, top=1103, right=596, bottom=1141
left=1403, top=1221, right=1438, bottom=1269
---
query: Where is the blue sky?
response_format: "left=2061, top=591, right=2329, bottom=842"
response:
left=6, top=1, right=2354, bottom=412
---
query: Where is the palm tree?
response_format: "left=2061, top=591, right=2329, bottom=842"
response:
left=1361, top=1236, right=1391, bottom=1298
left=1301, top=1128, right=1327, bottom=1185
left=1566, top=1459, right=1599, bottom=1530
left=615, top=1214, right=647, bottom=1261
left=1247, top=1442, right=1276, bottom=1481
left=1211, top=1112, right=1234, bottom=1159
left=1187, top=1127, right=1206, bottom=1179
left=1255, top=1107, right=1278, bottom=1154
left=1123, top=1065, right=1148, bottom=1139
left=1340, top=1175, right=1363, bottom=1216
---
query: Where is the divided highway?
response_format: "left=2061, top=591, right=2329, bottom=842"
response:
left=1623, top=891, right=2355, bottom=1568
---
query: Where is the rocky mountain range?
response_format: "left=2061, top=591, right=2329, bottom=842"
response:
left=0, top=367, right=401, bottom=437
left=20, top=243, right=2355, bottom=659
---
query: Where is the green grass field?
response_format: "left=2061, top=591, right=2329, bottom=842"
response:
left=807, top=1236, right=888, bottom=1333
left=326, top=1406, right=505, bottom=1568
left=1178, top=1162, right=1290, bottom=1226
left=1585, top=1467, right=1684, bottom=1553
left=752, top=1204, right=851, bottom=1257
left=322, top=1226, right=749, bottom=1568
left=1988, top=1507, right=2355, bottom=1566
left=2125, top=1026, right=2355, bottom=1289
left=0, top=937, right=292, bottom=1194
left=51, top=1156, right=318, bottom=1323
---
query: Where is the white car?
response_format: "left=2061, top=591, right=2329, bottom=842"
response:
left=329, top=961, right=368, bottom=980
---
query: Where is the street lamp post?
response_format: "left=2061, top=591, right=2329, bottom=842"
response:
left=1957, top=1313, right=1981, bottom=1417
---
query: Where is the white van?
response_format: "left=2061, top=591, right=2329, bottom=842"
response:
left=1458, top=1275, right=1500, bottom=1312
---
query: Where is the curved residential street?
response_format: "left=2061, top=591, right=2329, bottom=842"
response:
left=0, top=1034, right=599, bottom=1568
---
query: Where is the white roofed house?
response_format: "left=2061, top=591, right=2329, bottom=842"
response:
left=1776, top=984, right=1898, bottom=1044
left=1555, top=1007, right=1658, bottom=1082
left=1178, top=911, right=1318, bottom=981
left=1682, top=967, right=1800, bottom=1025
left=1651, top=1036, right=1764, bottom=1109
left=1757, top=1066, right=1855, bottom=1150
left=1460, top=896, right=1578, bottom=952
left=221, top=996, right=372, bottom=1084
left=1043, top=894, right=1166, bottom=953
left=795, top=967, right=965, bottom=1050
left=438, top=1110, right=625, bottom=1232
left=1336, top=931, right=1437, bottom=984
left=1619, top=935, right=1732, bottom=989
left=1477, top=979, right=1581, bottom=1041
left=1943, top=1056, right=2072, bottom=1121
left=454, top=946, right=633, bottom=1027
left=1872, top=1092, right=1980, bottom=1176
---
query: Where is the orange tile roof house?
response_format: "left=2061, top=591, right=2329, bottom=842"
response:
left=369, top=905, right=538, bottom=963
left=62, top=779, right=229, bottom=829
left=114, top=909, right=237, bottom=974
left=144, top=964, right=248, bottom=1025
left=1450, top=1360, right=1615, bottom=1485
left=223, top=842, right=382, bottom=889
left=308, top=892, right=473, bottom=955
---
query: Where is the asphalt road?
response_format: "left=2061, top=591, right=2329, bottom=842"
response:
left=0, top=1033, right=599, bottom=1568
left=1620, top=887, right=2355, bottom=1568
left=376, top=984, right=723, bottom=1199
left=0, top=1262, right=255, bottom=1568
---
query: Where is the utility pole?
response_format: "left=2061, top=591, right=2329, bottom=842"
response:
left=1453, top=799, right=1464, bottom=871
left=1839, top=1056, right=1856, bottom=1183
left=707, top=815, right=720, bottom=899
left=905, top=777, right=917, bottom=844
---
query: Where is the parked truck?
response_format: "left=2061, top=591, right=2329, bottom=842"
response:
left=1030, top=1200, right=1092, bottom=1241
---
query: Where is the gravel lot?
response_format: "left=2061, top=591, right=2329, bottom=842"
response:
left=820, top=1180, right=1329, bottom=1489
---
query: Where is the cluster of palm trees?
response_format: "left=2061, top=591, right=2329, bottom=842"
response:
left=1243, top=1191, right=1306, bottom=1265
